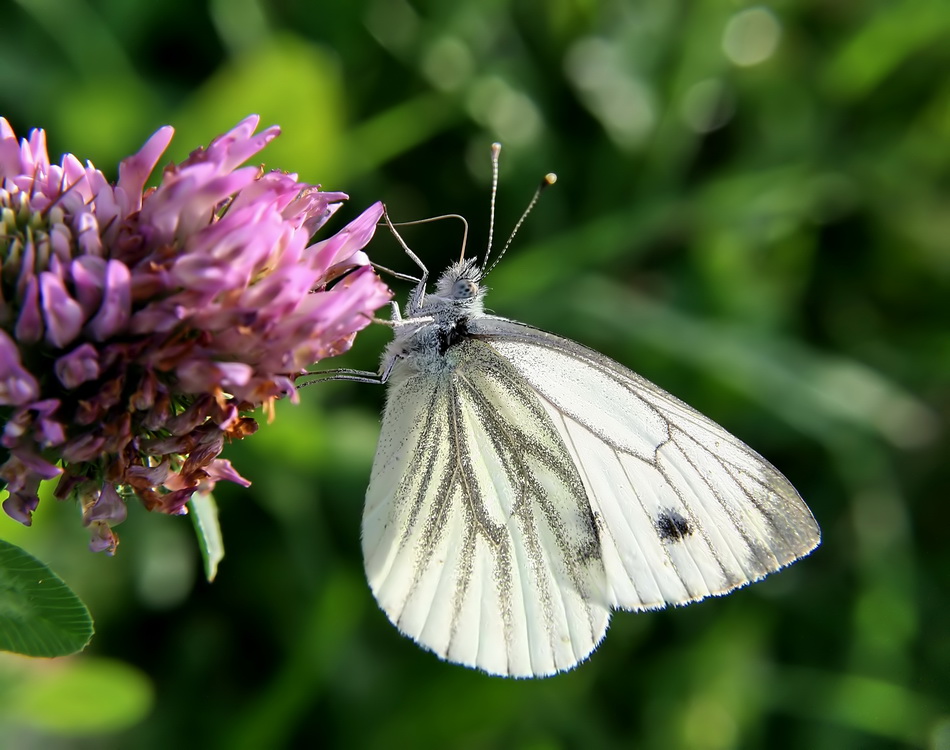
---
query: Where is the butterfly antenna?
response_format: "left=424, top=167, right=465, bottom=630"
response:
left=484, top=169, right=557, bottom=277
left=482, top=142, right=502, bottom=266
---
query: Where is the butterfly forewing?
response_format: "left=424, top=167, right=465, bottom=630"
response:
left=468, top=316, right=821, bottom=612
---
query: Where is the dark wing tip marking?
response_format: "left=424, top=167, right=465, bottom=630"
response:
left=655, top=510, right=694, bottom=542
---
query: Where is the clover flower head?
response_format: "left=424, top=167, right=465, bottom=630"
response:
left=0, top=115, right=391, bottom=553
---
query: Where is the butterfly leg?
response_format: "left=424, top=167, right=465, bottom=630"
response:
left=377, top=352, right=404, bottom=384
left=389, top=300, right=403, bottom=322
left=365, top=302, right=401, bottom=327
left=296, top=368, right=385, bottom=386
left=381, top=205, right=430, bottom=313
left=381, top=206, right=429, bottom=277
left=371, top=261, right=420, bottom=284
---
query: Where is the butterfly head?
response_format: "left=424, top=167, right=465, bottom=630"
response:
left=433, top=258, right=486, bottom=310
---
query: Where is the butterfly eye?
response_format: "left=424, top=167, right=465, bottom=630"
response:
left=452, top=279, right=478, bottom=300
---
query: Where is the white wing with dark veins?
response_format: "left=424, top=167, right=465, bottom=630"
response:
left=363, top=337, right=611, bottom=678
left=469, top=316, right=821, bottom=613
left=362, top=315, right=820, bottom=678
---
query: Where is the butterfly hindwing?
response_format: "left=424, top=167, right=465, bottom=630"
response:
left=364, top=337, right=612, bottom=677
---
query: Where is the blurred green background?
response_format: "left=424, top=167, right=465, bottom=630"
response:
left=2, top=0, right=949, bottom=748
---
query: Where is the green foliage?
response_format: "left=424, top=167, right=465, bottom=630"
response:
left=1, top=0, right=948, bottom=748
left=0, top=654, right=153, bottom=736
left=188, top=492, right=224, bottom=583
left=0, top=540, right=93, bottom=658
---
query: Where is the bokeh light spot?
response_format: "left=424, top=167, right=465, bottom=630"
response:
left=722, top=7, right=782, bottom=67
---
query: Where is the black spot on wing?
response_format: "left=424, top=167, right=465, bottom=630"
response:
left=437, top=317, right=471, bottom=356
left=656, top=510, right=693, bottom=542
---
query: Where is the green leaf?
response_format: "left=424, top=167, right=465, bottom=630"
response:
left=188, top=491, right=224, bottom=582
left=823, top=0, right=950, bottom=100
left=2, top=655, right=154, bottom=735
left=346, top=93, right=461, bottom=178
left=0, top=539, right=93, bottom=657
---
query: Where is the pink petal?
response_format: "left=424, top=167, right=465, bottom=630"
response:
left=292, top=188, right=349, bottom=235
left=83, top=482, right=128, bottom=525
left=14, top=277, right=43, bottom=344
left=125, top=459, right=171, bottom=487
left=0, top=330, right=40, bottom=405
left=199, top=115, right=279, bottom=174
left=116, top=125, right=175, bottom=214
left=88, top=522, right=119, bottom=555
left=0, top=117, right=23, bottom=176
left=24, top=128, right=50, bottom=175
left=55, top=343, right=101, bottom=388
left=0, top=451, right=61, bottom=484
left=175, top=360, right=254, bottom=393
left=40, top=271, right=84, bottom=347
left=2, top=491, right=39, bottom=526
left=71, top=255, right=107, bottom=315
left=308, top=201, right=383, bottom=275
left=86, top=260, right=132, bottom=341
left=205, top=458, right=251, bottom=488
left=61, top=433, right=107, bottom=462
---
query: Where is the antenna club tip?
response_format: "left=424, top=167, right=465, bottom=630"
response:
left=491, top=142, right=502, bottom=154
left=542, top=173, right=557, bottom=187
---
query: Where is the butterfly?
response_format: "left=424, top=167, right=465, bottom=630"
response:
left=323, top=144, right=820, bottom=678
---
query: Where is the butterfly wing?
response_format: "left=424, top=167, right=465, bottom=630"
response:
left=363, top=338, right=611, bottom=677
left=468, top=316, right=821, bottom=612
left=364, top=316, right=820, bottom=677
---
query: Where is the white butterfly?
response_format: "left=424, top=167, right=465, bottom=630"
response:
left=325, top=145, right=819, bottom=678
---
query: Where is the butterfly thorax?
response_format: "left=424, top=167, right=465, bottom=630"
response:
left=382, top=259, right=488, bottom=380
